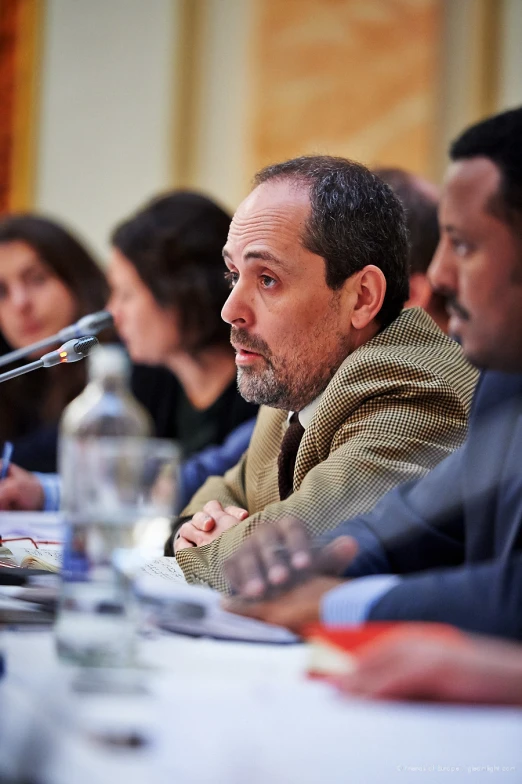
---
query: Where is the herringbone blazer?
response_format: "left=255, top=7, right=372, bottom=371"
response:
left=176, top=308, right=478, bottom=590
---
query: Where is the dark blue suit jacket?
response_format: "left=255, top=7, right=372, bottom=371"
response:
left=326, top=371, right=522, bottom=639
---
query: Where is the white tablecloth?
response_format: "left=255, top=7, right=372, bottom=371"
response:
left=1, top=628, right=522, bottom=784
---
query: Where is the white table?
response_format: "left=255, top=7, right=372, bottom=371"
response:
left=1, top=627, right=522, bottom=784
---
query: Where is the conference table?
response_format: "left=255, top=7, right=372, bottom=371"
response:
left=1, top=513, right=522, bottom=783
left=2, top=623, right=522, bottom=784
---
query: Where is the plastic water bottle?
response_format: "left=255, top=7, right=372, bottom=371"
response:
left=55, top=345, right=153, bottom=666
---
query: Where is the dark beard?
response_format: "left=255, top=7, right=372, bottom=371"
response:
left=236, top=352, right=341, bottom=411
left=230, top=295, right=351, bottom=410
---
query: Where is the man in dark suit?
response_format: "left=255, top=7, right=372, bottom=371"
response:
left=222, top=107, right=522, bottom=641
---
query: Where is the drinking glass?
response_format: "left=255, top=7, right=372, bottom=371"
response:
left=55, top=437, right=179, bottom=666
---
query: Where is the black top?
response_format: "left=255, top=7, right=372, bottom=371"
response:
left=130, top=364, right=258, bottom=459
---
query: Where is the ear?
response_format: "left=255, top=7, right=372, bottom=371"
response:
left=406, top=272, right=432, bottom=310
left=350, top=265, right=387, bottom=330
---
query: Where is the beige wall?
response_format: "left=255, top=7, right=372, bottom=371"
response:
left=498, top=0, right=522, bottom=109
left=21, top=0, right=522, bottom=253
left=248, top=0, right=442, bottom=179
left=35, top=0, right=180, bottom=258
left=182, top=0, right=520, bottom=205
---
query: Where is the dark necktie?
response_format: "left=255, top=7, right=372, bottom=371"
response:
left=277, top=414, right=305, bottom=500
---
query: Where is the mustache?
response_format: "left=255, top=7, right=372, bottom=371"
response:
left=432, top=287, right=470, bottom=322
left=230, top=327, right=272, bottom=357
left=445, top=294, right=470, bottom=321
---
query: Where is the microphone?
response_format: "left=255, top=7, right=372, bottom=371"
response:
left=0, top=311, right=113, bottom=368
left=0, top=336, right=99, bottom=384
left=58, top=311, right=113, bottom=342
left=41, top=336, right=99, bottom=367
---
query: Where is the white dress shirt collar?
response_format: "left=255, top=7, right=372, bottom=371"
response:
left=288, top=393, right=324, bottom=430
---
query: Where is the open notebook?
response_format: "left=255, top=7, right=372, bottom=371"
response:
left=0, top=544, right=62, bottom=572
left=1, top=544, right=186, bottom=582
left=0, top=545, right=298, bottom=644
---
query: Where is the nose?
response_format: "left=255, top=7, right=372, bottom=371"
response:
left=10, top=283, right=31, bottom=312
left=427, top=237, right=457, bottom=296
left=221, top=280, right=253, bottom=327
left=106, top=292, right=116, bottom=316
left=106, top=294, right=123, bottom=331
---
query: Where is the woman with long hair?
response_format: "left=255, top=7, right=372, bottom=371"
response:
left=0, top=214, right=109, bottom=472
left=0, top=193, right=257, bottom=509
left=107, top=190, right=256, bottom=458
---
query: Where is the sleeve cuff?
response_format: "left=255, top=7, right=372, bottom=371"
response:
left=316, top=518, right=391, bottom=578
left=33, top=472, right=61, bottom=512
left=320, top=574, right=401, bottom=625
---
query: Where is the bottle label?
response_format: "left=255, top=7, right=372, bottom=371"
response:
left=61, top=522, right=89, bottom=582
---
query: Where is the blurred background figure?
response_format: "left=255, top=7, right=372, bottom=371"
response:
left=374, top=168, right=448, bottom=333
left=0, top=192, right=258, bottom=511
left=0, top=214, right=110, bottom=472
left=107, top=190, right=256, bottom=459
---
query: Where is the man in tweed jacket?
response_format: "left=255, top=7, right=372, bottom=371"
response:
left=168, top=156, right=477, bottom=590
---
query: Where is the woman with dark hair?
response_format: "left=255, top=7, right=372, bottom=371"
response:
left=0, top=214, right=109, bottom=471
left=0, top=193, right=257, bottom=510
left=107, top=190, right=257, bottom=458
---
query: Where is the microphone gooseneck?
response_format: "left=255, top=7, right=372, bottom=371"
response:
left=59, top=311, right=113, bottom=341
left=0, top=311, right=113, bottom=369
left=0, top=336, right=99, bottom=383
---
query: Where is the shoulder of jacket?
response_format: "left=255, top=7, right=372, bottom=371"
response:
left=347, top=308, right=473, bottom=373
left=323, top=308, right=477, bottom=408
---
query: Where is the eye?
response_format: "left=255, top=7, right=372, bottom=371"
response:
left=26, top=269, right=49, bottom=286
left=224, top=270, right=239, bottom=288
left=451, top=238, right=472, bottom=257
left=260, top=274, right=276, bottom=289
